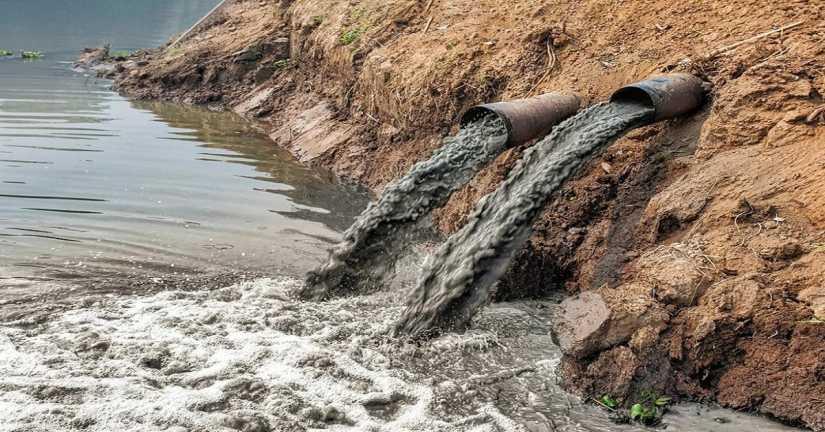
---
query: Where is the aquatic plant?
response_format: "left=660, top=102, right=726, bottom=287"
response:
left=0, top=49, right=13, bottom=56
left=21, top=51, right=44, bottom=59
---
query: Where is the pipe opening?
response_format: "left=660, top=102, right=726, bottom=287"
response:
left=610, top=87, right=655, bottom=110
left=609, top=73, right=707, bottom=122
left=460, top=107, right=512, bottom=134
left=459, top=93, right=580, bottom=146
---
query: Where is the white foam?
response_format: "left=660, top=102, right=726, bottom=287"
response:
left=0, top=277, right=524, bottom=432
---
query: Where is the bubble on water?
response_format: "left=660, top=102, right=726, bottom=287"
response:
left=0, top=277, right=524, bottom=432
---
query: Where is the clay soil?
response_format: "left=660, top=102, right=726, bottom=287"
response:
left=112, top=0, right=825, bottom=430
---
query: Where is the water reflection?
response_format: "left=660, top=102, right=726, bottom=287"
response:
left=0, top=0, right=382, bottom=338
left=0, top=69, right=368, bottom=289
left=134, top=101, right=369, bottom=233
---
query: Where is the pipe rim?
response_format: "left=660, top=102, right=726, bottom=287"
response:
left=460, top=106, right=514, bottom=138
left=609, top=86, right=657, bottom=120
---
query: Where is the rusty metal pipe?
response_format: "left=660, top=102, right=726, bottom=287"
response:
left=460, top=92, right=581, bottom=146
left=610, top=73, right=707, bottom=122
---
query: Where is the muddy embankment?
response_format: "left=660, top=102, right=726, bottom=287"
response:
left=111, top=0, right=825, bottom=429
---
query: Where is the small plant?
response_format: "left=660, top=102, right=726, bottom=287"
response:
left=340, top=27, right=364, bottom=46
left=110, top=50, right=130, bottom=59
left=272, top=59, right=290, bottom=69
left=599, top=395, right=618, bottom=410
left=0, top=49, right=13, bottom=57
left=21, top=51, right=43, bottom=59
left=594, top=390, right=672, bottom=426
left=628, top=391, right=671, bottom=425
left=312, top=15, right=324, bottom=26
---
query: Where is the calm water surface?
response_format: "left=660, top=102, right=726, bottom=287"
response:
left=0, top=1, right=368, bottom=293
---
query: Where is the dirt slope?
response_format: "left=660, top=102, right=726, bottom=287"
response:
left=112, top=0, right=825, bottom=429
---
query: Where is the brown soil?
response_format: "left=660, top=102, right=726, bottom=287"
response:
left=111, top=0, right=825, bottom=429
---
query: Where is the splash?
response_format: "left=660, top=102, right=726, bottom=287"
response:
left=301, top=115, right=508, bottom=299
left=0, top=278, right=525, bottom=432
left=396, top=102, right=653, bottom=336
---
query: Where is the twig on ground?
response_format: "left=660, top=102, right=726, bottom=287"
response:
left=528, top=40, right=558, bottom=95
left=703, top=21, right=803, bottom=60
left=423, top=16, right=434, bottom=33
left=592, top=397, right=617, bottom=411
left=665, top=21, right=804, bottom=70
left=751, top=46, right=790, bottom=70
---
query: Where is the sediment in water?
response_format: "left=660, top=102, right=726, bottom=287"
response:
left=300, top=115, right=508, bottom=300
left=395, top=102, right=654, bottom=337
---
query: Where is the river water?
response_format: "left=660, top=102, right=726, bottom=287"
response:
left=0, top=2, right=804, bottom=432
left=0, top=0, right=368, bottom=298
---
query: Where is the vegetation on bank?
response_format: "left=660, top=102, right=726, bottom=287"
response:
left=339, top=27, right=364, bottom=46
left=110, top=50, right=131, bottom=59
left=597, top=391, right=673, bottom=426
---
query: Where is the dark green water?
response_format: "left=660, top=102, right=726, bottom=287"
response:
left=0, top=1, right=368, bottom=293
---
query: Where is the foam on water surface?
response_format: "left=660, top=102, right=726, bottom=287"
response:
left=0, top=277, right=802, bottom=432
left=0, top=278, right=526, bottom=432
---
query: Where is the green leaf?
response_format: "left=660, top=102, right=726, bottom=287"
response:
left=630, top=403, right=644, bottom=420
left=655, top=396, right=672, bottom=406
left=600, top=395, right=618, bottom=409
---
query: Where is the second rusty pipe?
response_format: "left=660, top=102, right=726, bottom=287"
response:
left=460, top=92, right=581, bottom=146
left=610, top=73, right=708, bottom=122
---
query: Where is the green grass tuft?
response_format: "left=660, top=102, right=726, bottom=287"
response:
left=340, top=27, right=364, bottom=46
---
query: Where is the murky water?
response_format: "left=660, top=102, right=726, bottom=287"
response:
left=397, top=103, right=653, bottom=336
left=0, top=278, right=802, bottom=432
left=0, top=1, right=368, bottom=295
left=302, top=115, right=508, bottom=300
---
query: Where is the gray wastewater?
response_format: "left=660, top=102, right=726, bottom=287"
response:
left=301, top=115, right=508, bottom=300
left=395, top=102, right=653, bottom=336
left=0, top=2, right=805, bottom=432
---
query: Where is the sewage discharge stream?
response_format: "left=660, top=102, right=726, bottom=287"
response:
left=394, top=102, right=652, bottom=335
left=395, top=74, right=706, bottom=336
left=301, top=94, right=579, bottom=299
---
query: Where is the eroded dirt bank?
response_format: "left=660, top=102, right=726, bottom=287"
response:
left=111, top=0, right=825, bottom=429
